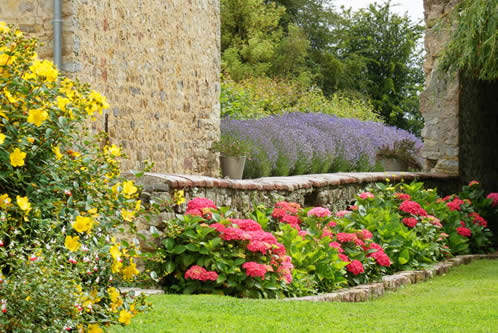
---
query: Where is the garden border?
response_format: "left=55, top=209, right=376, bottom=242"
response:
left=123, top=254, right=497, bottom=299
left=284, top=253, right=498, bottom=302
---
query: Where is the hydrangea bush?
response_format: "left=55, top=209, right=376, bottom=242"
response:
left=0, top=23, right=146, bottom=332
left=154, top=181, right=494, bottom=298
left=152, top=198, right=292, bottom=298
left=222, top=112, right=422, bottom=178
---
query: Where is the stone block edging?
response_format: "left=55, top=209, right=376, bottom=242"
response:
left=284, top=253, right=498, bottom=303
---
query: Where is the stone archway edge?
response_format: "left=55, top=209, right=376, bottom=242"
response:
left=284, top=253, right=498, bottom=302
left=131, top=172, right=457, bottom=192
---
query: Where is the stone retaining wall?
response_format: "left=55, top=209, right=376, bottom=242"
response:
left=130, top=172, right=458, bottom=247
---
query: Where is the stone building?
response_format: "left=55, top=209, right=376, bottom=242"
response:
left=0, top=0, right=221, bottom=175
left=421, top=0, right=497, bottom=191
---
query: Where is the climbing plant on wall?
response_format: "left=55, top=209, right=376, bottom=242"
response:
left=439, top=0, right=498, bottom=80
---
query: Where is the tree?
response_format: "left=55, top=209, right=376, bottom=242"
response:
left=221, top=0, right=287, bottom=80
left=332, top=1, right=425, bottom=134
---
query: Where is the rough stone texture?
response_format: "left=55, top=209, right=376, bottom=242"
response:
left=1, top=0, right=221, bottom=176
left=420, top=0, right=461, bottom=175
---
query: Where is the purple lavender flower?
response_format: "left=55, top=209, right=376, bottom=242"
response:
left=221, top=113, right=423, bottom=178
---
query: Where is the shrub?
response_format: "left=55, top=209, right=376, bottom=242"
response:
left=222, top=112, right=422, bottom=178
left=0, top=23, right=147, bottom=331
left=221, top=76, right=380, bottom=122
left=152, top=198, right=292, bottom=298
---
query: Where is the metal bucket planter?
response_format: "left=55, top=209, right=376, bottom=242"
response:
left=220, top=155, right=246, bottom=179
left=377, top=157, right=409, bottom=171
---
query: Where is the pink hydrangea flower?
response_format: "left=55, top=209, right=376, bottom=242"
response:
left=335, top=210, right=352, bottom=218
left=339, top=253, right=350, bottom=262
left=329, top=241, right=344, bottom=252
left=487, top=193, right=498, bottom=207
left=468, top=212, right=487, bottom=227
left=184, top=265, right=218, bottom=281
left=357, top=229, right=373, bottom=240
left=298, top=230, right=309, bottom=238
left=395, top=193, right=411, bottom=201
left=242, top=262, right=268, bottom=279
left=370, top=251, right=391, bottom=267
left=230, top=219, right=262, bottom=232
left=220, top=227, right=250, bottom=241
left=399, top=200, right=428, bottom=216
left=208, top=223, right=226, bottom=232
left=456, top=227, right=472, bottom=237
left=402, top=217, right=418, bottom=228
left=337, top=233, right=357, bottom=243
left=346, top=260, right=364, bottom=275
left=307, top=207, right=331, bottom=217
left=247, top=240, right=272, bottom=254
left=187, top=197, right=217, bottom=211
left=358, top=192, right=374, bottom=199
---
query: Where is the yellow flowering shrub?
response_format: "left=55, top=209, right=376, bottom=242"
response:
left=0, top=23, right=147, bottom=332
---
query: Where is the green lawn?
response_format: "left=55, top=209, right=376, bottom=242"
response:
left=110, top=260, right=498, bottom=333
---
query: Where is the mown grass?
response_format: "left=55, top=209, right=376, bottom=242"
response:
left=110, top=260, right=498, bottom=333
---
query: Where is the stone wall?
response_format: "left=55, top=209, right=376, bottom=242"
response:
left=130, top=172, right=458, bottom=247
left=1, top=0, right=221, bottom=176
left=420, top=0, right=461, bottom=175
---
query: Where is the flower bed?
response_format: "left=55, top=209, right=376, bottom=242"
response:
left=150, top=180, right=496, bottom=298
left=221, top=112, right=422, bottom=178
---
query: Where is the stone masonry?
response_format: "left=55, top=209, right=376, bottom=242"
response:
left=420, top=0, right=461, bottom=175
left=0, top=0, right=221, bottom=175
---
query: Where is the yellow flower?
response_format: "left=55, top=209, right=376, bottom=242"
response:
left=27, top=108, right=49, bottom=127
left=173, top=190, right=186, bottom=205
left=109, top=245, right=121, bottom=260
left=0, top=133, right=5, bottom=144
left=107, top=287, right=120, bottom=302
left=118, top=310, right=133, bottom=325
left=29, top=59, right=58, bottom=82
left=64, top=235, right=81, bottom=252
left=0, top=194, right=11, bottom=208
left=53, top=146, right=63, bottom=160
left=10, top=148, right=26, bottom=167
left=0, top=53, right=15, bottom=67
left=134, top=200, right=141, bottom=211
left=105, top=144, right=121, bottom=157
left=87, top=324, right=103, bottom=333
left=16, top=195, right=31, bottom=213
left=0, top=22, right=10, bottom=33
left=122, top=259, right=139, bottom=281
left=56, top=96, right=70, bottom=111
left=72, top=216, right=94, bottom=233
left=121, top=209, right=135, bottom=222
left=122, top=181, right=137, bottom=197
left=112, top=260, right=123, bottom=273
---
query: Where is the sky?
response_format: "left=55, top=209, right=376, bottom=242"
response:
left=333, top=0, right=424, bottom=23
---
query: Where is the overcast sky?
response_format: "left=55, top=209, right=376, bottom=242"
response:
left=333, top=0, right=424, bottom=23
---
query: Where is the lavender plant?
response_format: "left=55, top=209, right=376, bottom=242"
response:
left=221, top=113, right=422, bottom=178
